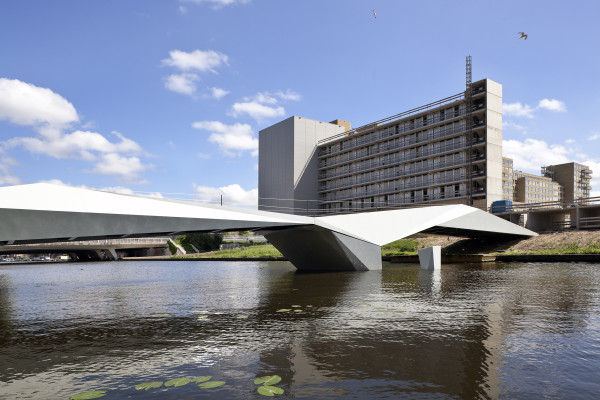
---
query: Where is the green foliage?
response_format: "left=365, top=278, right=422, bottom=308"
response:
left=501, top=242, right=600, bottom=255
left=254, top=375, right=282, bottom=385
left=198, top=381, right=226, bottom=388
left=257, top=385, right=284, bottom=396
left=174, top=244, right=283, bottom=259
left=69, top=391, right=107, bottom=400
left=164, top=377, right=191, bottom=387
left=135, top=381, right=163, bottom=390
left=178, top=233, right=224, bottom=253
left=168, top=240, right=178, bottom=255
left=381, top=239, right=419, bottom=256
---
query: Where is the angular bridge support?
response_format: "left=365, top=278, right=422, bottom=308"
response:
left=261, top=225, right=382, bottom=272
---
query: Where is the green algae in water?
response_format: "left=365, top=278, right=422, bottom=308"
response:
left=135, top=381, right=163, bottom=390
left=164, top=377, right=191, bottom=387
left=254, top=375, right=282, bottom=385
left=257, top=385, right=284, bottom=396
left=191, top=376, right=212, bottom=383
left=69, top=391, right=107, bottom=400
left=276, top=309, right=291, bottom=313
left=198, top=380, right=226, bottom=388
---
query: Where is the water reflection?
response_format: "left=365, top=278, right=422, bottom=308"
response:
left=0, top=261, right=599, bottom=399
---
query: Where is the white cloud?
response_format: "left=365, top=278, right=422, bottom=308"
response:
left=503, top=102, right=535, bottom=118
left=181, top=0, right=250, bottom=9
left=275, top=89, right=302, bottom=102
left=162, top=49, right=228, bottom=73
left=229, top=101, right=285, bottom=122
left=91, top=153, right=151, bottom=179
left=193, top=183, right=257, bottom=207
left=538, top=98, right=566, bottom=112
left=164, top=73, right=199, bottom=95
left=10, top=130, right=142, bottom=161
left=0, top=153, right=20, bottom=185
left=503, top=138, right=572, bottom=172
left=565, top=139, right=576, bottom=144
left=209, top=87, right=230, bottom=99
left=178, top=5, right=187, bottom=13
left=587, top=133, right=600, bottom=141
left=192, top=120, right=257, bottom=156
left=0, top=78, right=78, bottom=127
left=503, top=98, right=567, bottom=119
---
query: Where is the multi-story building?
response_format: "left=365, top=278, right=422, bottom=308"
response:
left=512, top=171, right=562, bottom=203
left=259, top=78, right=504, bottom=215
left=542, top=162, right=592, bottom=203
left=501, top=157, right=514, bottom=201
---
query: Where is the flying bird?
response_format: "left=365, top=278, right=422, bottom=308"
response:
left=518, top=32, right=528, bottom=40
left=372, top=10, right=376, bottom=19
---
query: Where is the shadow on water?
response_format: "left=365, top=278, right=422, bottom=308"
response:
left=0, top=261, right=599, bottom=399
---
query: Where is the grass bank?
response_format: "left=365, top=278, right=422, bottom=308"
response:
left=173, top=244, right=283, bottom=259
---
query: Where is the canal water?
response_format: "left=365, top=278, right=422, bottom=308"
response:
left=1, top=261, right=599, bottom=399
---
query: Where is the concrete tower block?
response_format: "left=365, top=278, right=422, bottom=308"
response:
left=418, top=246, right=441, bottom=270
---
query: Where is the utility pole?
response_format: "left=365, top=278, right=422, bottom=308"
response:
left=465, top=55, right=473, bottom=206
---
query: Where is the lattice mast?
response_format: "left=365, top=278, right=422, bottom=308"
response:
left=465, top=55, right=473, bottom=205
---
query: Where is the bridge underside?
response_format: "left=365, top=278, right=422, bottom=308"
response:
left=0, top=183, right=537, bottom=272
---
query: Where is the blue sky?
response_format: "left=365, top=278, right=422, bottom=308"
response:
left=1, top=0, right=599, bottom=205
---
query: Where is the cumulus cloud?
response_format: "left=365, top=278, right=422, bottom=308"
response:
left=193, top=183, right=257, bottom=207
left=162, top=50, right=228, bottom=96
left=228, top=90, right=300, bottom=122
left=503, top=138, right=572, bottom=172
left=162, top=49, right=228, bottom=73
left=181, top=0, right=250, bottom=9
left=503, top=98, right=567, bottom=119
left=587, top=133, right=600, bottom=141
left=192, top=120, right=257, bottom=156
left=565, top=139, right=576, bottom=144
left=230, top=101, right=285, bottom=121
left=164, top=73, right=200, bottom=95
left=538, top=98, right=566, bottom=112
left=208, top=87, right=230, bottom=99
left=0, top=152, right=20, bottom=185
left=0, top=78, right=152, bottom=181
left=503, top=102, right=535, bottom=118
left=0, top=78, right=78, bottom=127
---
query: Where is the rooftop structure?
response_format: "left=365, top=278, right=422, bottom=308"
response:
left=259, top=78, right=503, bottom=215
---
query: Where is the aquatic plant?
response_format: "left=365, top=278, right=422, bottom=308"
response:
left=276, top=309, right=291, bottom=312
left=254, top=375, right=281, bottom=385
left=135, top=381, right=163, bottom=390
left=164, top=377, right=191, bottom=387
left=257, top=385, right=284, bottom=396
left=191, top=376, right=212, bottom=383
left=198, top=380, right=226, bottom=388
left=69, top=391, right=107, bottom=399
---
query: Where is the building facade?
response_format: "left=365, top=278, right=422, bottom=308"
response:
left=513, top=171, right=562, bottom=203
left=542, top=162, right=592, bottom=203
left=259, top=79, right=503, bottom=215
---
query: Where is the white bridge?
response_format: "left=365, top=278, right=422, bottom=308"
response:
left=0, top=183, right=536, bottom=271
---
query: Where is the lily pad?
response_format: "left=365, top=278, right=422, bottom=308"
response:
left=291, top=305, right=301, bottom=308
left=198, top=380, right=226, bottom=388
left=69, top=391, right=107, bottom=400
left=276, top=309, right=291, bottom=313
left=197, top=316, right=209, bottom=320
left=164, top=377, right=191, bottom=387
left=254, top=375, right=282, bottom=385
left=294, top=309, right=302, bottom=312
left=257, top=385, right=284, bottom=396
left=306, top=305, right=313, bottom=308
left=191, top=310, right=208, bottom=314
left=135, top=381, right=163, bottom=390
left=191, top=376, right=212, bottom=383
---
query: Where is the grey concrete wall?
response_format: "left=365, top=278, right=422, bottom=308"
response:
left=259, top=116, right=344, bottom=215
left=485, top=79, right=503, bottom=208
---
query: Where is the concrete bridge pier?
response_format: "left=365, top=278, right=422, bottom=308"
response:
left=261, top=225, right=382, bottom=272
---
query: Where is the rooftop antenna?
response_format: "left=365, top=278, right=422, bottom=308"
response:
left=465, top=55, right=473, bottom=206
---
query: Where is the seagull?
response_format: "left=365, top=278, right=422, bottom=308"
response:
left=372, top=10, right=376, bottom=19
left=518, top=32, right=528, bottom=40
